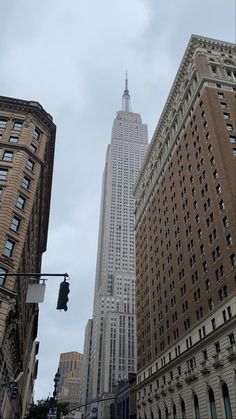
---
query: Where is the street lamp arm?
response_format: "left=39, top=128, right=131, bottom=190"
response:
left=0, top=272, right=69, bottom=278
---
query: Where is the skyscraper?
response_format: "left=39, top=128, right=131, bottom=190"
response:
left=57, top=351, right=84, bottom=404
left=0, top=96, right=56, bottom=418
left=82, top=79, right=148, bottom=417
left=134, top=35, right=236, bottom=419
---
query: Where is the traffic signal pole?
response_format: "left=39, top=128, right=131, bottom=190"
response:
left=0, top=272, right=70, bottom=310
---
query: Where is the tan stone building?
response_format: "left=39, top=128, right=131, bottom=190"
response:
left=0, top=96, right=56, bottom=418
left=134, top=35, right=236, bottom=419
left=57, top=352, right=84, bottom=405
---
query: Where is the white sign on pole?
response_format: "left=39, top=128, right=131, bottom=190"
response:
left=26, top=283, right=46, bottom=303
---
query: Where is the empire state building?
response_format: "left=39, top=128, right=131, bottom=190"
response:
left=82, top=78, right=148, bottom=414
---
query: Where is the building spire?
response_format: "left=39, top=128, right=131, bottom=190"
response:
left=122, top=72, right=131, bottom=112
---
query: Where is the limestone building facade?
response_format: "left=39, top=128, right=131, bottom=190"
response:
left=0, top=96, right=56, bottom=418
left=82, top=79, right=149, bottom=418
left=134, top=35, right=236, bottom=419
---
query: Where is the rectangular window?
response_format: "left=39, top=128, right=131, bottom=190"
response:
left=30, top=143, right=37, bottom=153
left=230, top=253, right=236, bottom=267
left=16, top=194, right=26, bottom=209
left=223, top=112, right=230, bottom=119
left=215, top=342, right=221, bottom=353
left=0, top=119, right=7, bottom=129
left=9, top=136, right=18, bottom=143
left=3, top=238, right=15, bottom=258
left=21, top=176, right=31, bottom=190
left=229, top=135, right=236, bottom=143
left=3, top=151, right=13, bottom=161
left=211, top=318, right=216, bottom=330
left=0, top=266, right=8, bottom=286
left=0, top=168, right=8, bottom=180
left=13, top=121, right=23, bottom=131
left=226, top=124, right=233, bottom=131
left=33, top=128, right=41, bottom=141
left=229, top=333, right=235, bottom=345
left=10, top=215, right=21, bottom=232
left=26, top=159, right=35, bottom=171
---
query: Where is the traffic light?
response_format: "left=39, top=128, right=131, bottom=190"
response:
left=10, top=383, right=17, bottom=400
left=56, top=280, right=70, bottom=311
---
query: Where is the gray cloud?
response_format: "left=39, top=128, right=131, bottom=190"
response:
left=0, top=0, right=235, bottom=400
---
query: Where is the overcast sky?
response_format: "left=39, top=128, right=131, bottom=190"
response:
left=1, top=0, right=235, bottom=401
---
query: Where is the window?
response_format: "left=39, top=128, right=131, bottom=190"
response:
left=228, top=333, right=235, bottom=345
left=218, top=92, right=224, bottom=99
left=220, top=102, right=227, bottom=108
left=16, top=194, right=26, bottom=209
left=211, top=318, right=216, bottom=330
left=26, top=159, right=35, bottom=171
left=205, top=278, right=210, bottom=291
left=9, top=136, right=18, bottom=143
left=193, top=394, right=200, bottom=419
left=215, top=342, right=220, bottom=353
left=21, top=176, right=31, bottom=190
left=10, top=215, right=21, bottom=232
left=0, top=168, right=8, bottom=180
left=208, top=387, right=217, bottom=419
left=230, top=253, right=236, bottom=267
left=223, top=216, right=229, bottom=228
left=222, top=383, right=233, bottom=419
left=216, top=184, right=221, bottom=194
left=181, top=398, right=186, bottom=419
left=173, top=404, right=177, bottom=419
left=30, top=143, right=37, bottom=153
left=229, top=135, right=236, bottom=143
left=0, top=267, right=8, bottom=286
left=33, top=128, right=41, bottom=141
left=208, top=298, right=214, bottom=310
left=0, top=118, right=7, bottom=129
left=3, top=151, right=13, bottom=161
left=3, top=238, right=15, bottom=257
left=226, top=124, right=233, bottom=131
left=215, top=265, right=224, bottom=281
left=226, top=234, right=232, bottom=246
left=219, top=200, right=225, bottom=210
left=13, top=121, right=23, bottom=131
left=223, top=112, right=230, bottom=119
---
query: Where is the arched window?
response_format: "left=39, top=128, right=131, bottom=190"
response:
left=150, top=409, right=154, bottom=419
left=208, top=387, right=217, bottom=419
left=173, top=402, right=177, bottom=419
left=158, top=407, right=162, bottom=419
left=222, top=382, right=233, bottom=419
left=165, top=404, right=169, bottom=419
left=194, top=394, right=200, bottom=419
left=181, top=398, right=186, bottom=419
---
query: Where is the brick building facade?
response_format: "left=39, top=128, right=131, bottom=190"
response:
left=0, top=96, right=56, bottom=418
left=134, top=35, right=236, bottom=419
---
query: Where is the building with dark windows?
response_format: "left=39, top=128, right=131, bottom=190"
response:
left=0, top=96, right=56, bottom=418
left=134, top=35, right=236, bottom=419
